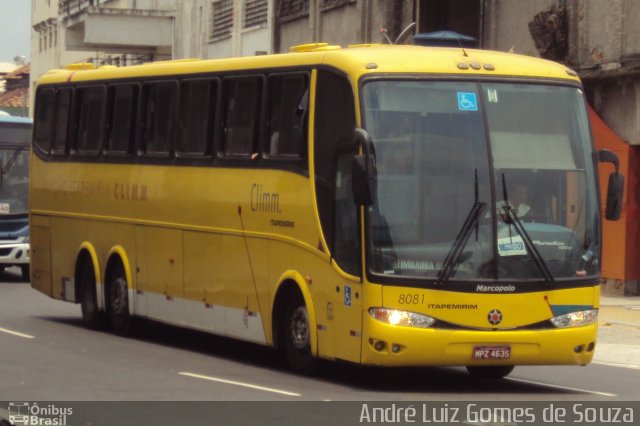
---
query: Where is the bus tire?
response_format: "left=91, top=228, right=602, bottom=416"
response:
left=282, top=291, right=317, bottom=374
left=79, top=260, right=105, bottom=329
left=466, top=365, right=514, bottom=379
left=106, top=262, right=133, bottom=336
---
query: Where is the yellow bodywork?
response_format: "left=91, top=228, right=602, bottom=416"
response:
left=30, top=44, right=595, bottom=367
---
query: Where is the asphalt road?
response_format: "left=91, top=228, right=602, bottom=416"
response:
left=1, top=269, right=639, bottom=424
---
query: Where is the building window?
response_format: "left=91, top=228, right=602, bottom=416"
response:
left=210, top=0, right=233, bottom=40
left=319, top=0, right=356, bottom=12
left=417, top=0, right=481, bottom=43
left=244, top=0, right=268, bottom=29
left=276, top=0, right=309, bottom=23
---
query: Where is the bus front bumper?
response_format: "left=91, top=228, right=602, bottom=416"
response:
left=361, top=316, right=597, bottom=367
left=0, top=242, right=30, bottom=267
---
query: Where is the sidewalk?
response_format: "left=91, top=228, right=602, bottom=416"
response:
left=595, top=296, right=640, bottom=368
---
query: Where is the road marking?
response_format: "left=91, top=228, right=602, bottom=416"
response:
left=178, top=372, right=301, bottom=397
left=593, top=360, right=640, bottom=370
left=506, top=377, right=616, bottom=397
left=0, top=326, right=35, bottom=339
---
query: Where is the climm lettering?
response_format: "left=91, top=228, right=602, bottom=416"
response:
left=114, top=183, right=147, bottom=201
left=251, top=183, right=281, bottom=213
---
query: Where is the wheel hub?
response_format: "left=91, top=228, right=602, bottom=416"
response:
left=290, top=306, right=309, bottom=350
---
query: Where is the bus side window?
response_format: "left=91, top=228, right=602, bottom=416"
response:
left=266, top=73, right=308, bottom=158
left=221, top=76, right=262, bottom=157
left=73, top=85, right=106, bottom=155
left=52, top=88, right=72, bottom=155
left=141, top=81, right=177, bottom=156
left=176, top=78, right=217, bottom=156
left=106, top=83, right=138, bottom=155
left=33, top=88, right=55, bottom=154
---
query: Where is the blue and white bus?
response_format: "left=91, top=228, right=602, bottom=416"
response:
left=0, top=115, right=31, bottom=280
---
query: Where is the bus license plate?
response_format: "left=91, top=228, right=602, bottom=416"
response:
left=472, top=346, right=511, bottom=359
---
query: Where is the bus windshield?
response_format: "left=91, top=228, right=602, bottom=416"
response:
left=361, top=80, right=599, bottom=284
left=0, top=120, right=31, bottom=215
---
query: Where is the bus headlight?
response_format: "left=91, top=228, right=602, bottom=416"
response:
left=550, top=309, right=598, bottom=328
left=368, top=307, right=436, bottom=328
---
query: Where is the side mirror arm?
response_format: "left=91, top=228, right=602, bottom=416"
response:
left=352, top=128, right=376, bottom=207
left=597, top=149, right=620, bottom=175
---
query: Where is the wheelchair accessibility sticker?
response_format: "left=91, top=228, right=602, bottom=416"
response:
left=344, top=285, right=352, bottom=307
left=457, top=92, right=478, bottom=111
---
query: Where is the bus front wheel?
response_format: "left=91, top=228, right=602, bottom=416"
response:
left=106, top=263, right=133, bottom=336
left=466, top=365, right=514, bottom=379
left=282, top=292, right=317, bottom=374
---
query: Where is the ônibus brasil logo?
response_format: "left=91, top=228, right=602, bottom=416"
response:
left=6, top=402, right=72, bottom=426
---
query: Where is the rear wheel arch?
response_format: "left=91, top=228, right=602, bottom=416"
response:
left=75, top=243, right=102, bottom=307
left=75, top=243, right=105, bottom=328
left=104, top=246, right=134, bottom=293
left=104, top=246, right=135, bottom=335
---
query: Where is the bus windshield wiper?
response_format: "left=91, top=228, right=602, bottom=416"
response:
left=501, top=174, right=556, bottom=287
left=437, top=201, right=486, bottom=285
left=437, top=170, right=485, bottom=285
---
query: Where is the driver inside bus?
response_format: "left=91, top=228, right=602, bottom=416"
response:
left=497, top=184, right=531, bottom=219
left=508, top=184, right=531, bottom=216
left=485, top=183, right=532, bottom=221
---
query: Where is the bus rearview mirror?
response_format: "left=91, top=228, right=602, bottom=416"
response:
left=352, top=129, right=376, bottom=207
left=605, top=172, right=624, bottom=221
left=597, top=149, right=624, bottom=221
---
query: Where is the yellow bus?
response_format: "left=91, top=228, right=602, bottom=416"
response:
left=30, top=43, right=623, bottom=378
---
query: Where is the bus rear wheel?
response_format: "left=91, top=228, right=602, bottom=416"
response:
left=79, top=260, right=105, bottom=329
left=466, top=365, right=515, bottom=379
left=282, top=292, right=317, bottom=374
left=107, top=263, right=133, bottom=336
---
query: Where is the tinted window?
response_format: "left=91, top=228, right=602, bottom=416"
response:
left=267, top=73, right=308, bottom=157
left=34, top=88, right=55, bottom=153
left=141, top=81, right=177, bottom=155
left=176, top=79, right=217, bottom=156
left=314, top=70, right=358, bottom=275
left=74, top=85, right=106, bottom=154
left=222, top=77, right=261, bottom=156
left=107, top=84, right=138, bottom=154
left=52, top=88, right=72, bottom=155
